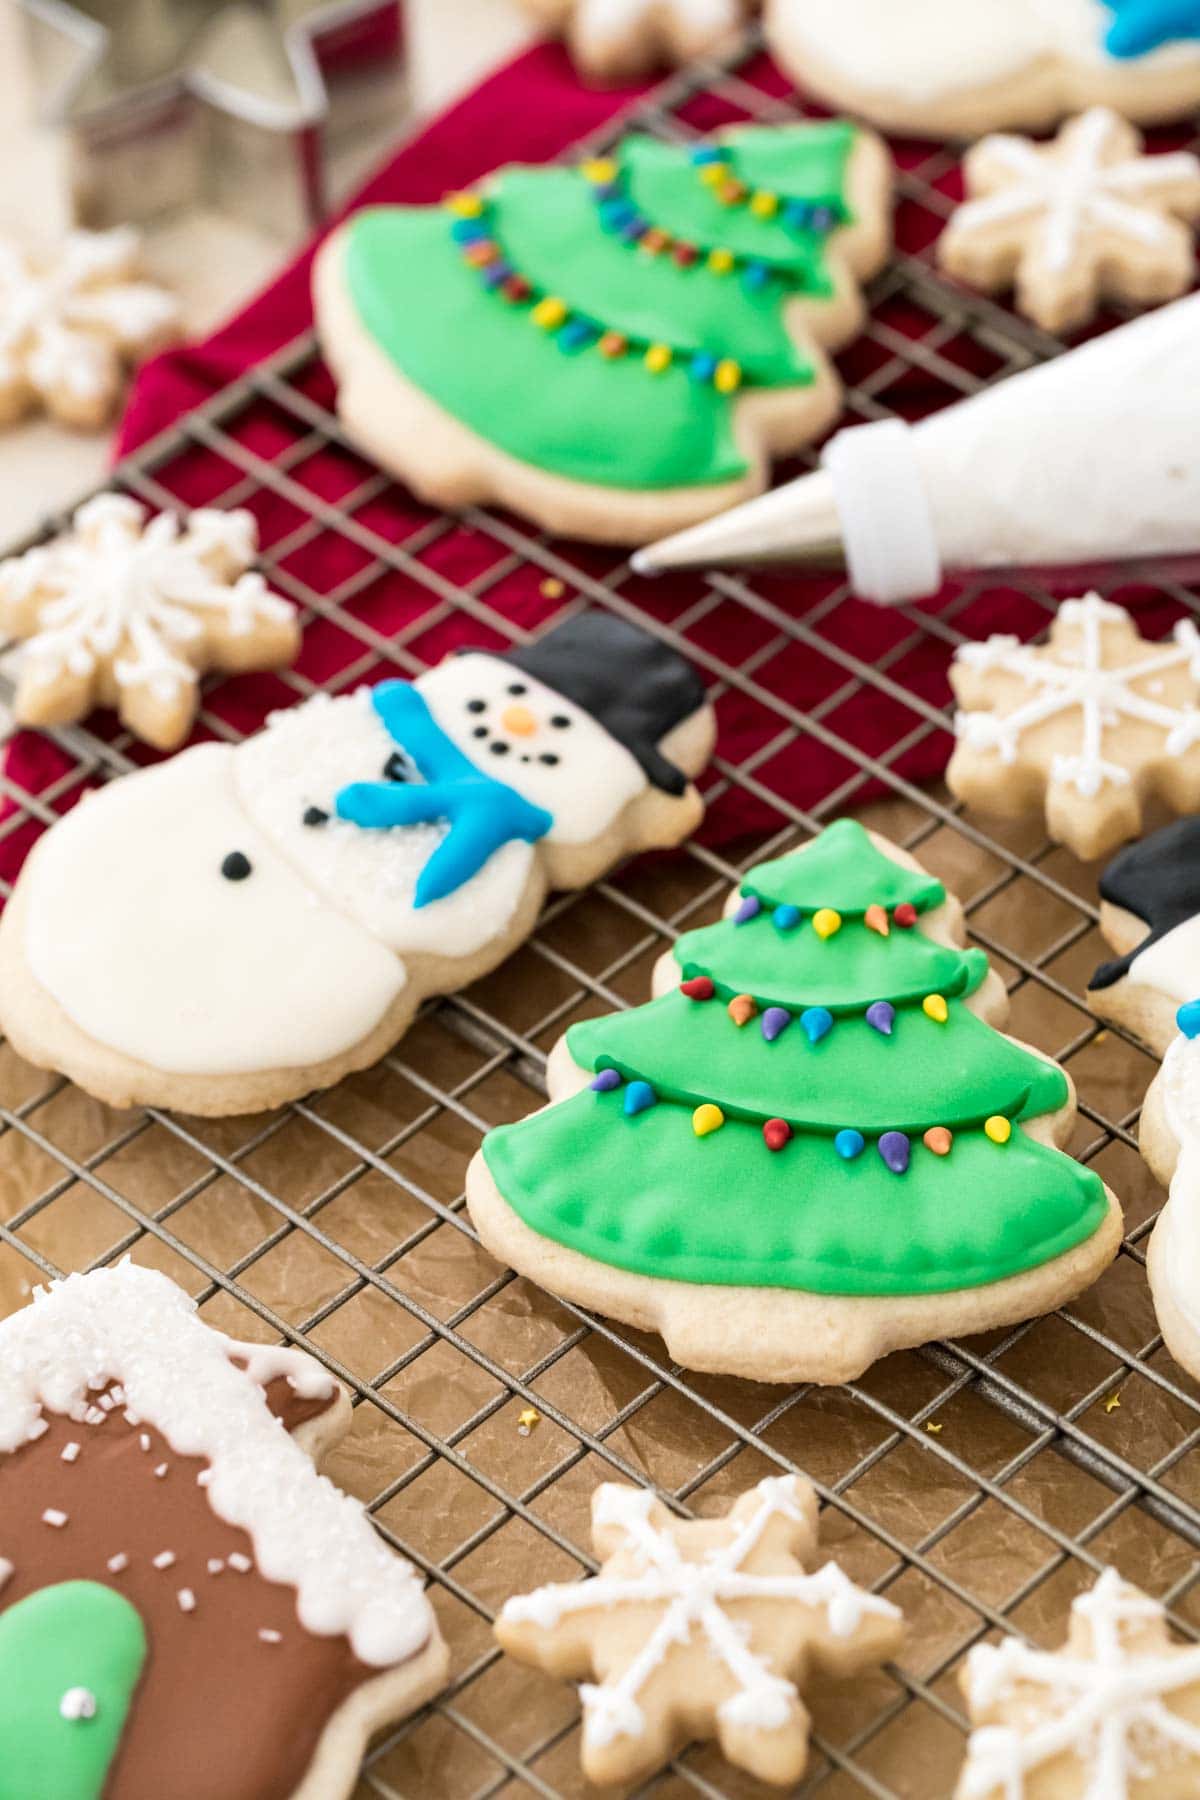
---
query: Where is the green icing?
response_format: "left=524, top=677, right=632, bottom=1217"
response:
left=0, top=1581, right=147, bottom=1800
left=482, top=817, right=1108, bottom=1298
left=484, top=1095, right=1106, bottom=1296
left=341, top=122, right=860, bottom=491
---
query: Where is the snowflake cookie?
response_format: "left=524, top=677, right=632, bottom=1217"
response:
left=496, top=1473, right=903, bottom=1787
left=957, top=1566, right=1200, bottom=1799
left=947, top=594, right=1200, bottom=861
left=0, top=228, right=180, bottom=430
left=938, top=107, right=1200, bottom=335
left=0, top=495, right=299, bottom=750
left=520, top=0, right=755, bottom=80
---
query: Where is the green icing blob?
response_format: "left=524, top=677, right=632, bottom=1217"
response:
left=483, top=1094, right=1107, bottom=1296
left=341, top=122, right=859, bottom=491
left=483, top=817, right=1108, bottom=1299
left=0, top=1581, right=147, bottom=1800
left=569, top=990, right=1067, bottom=1134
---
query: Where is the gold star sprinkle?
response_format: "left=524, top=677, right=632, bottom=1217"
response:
left=517, top=1407, right=541, bottom=1436
left=539, top=577, right=565, bottom=600
left=1104, top=1389, right=1122, bottom=1414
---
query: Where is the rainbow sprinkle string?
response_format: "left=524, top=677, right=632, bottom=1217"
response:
left=690, top=145, right=845, bottom=233
left=444, top=187, right=744, bottom=392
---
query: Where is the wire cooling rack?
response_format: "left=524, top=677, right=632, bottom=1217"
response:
left=3, top=26, right=1200, bottom=1798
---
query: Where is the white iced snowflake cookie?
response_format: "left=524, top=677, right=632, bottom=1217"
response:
left=520, top=0, right=754, bottom=79
left=947, top=594, right=1200, bottom=861
left=0, top=495, right=300, bottom=750
left=0, top=228, right=179, bottom=430
left=938, top=107, right=1200, bottom=334
left=0, top=611, right=715, bottom=1114
left=496, top=1473, right=903, bottom=1788
left=957, top=1565, right=1200, bottom=1798
left=765, top=0, right=1200, bottom=139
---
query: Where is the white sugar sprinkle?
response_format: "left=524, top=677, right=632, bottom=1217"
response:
left=123, top=1410, right=141, bottom=1426
left=109, top=1385, right=125, bottom=1405
left=258, top=1628, right=282, bottom=1644
left=0, top=1559, right=12, bottom=1592
left=107, top=1554, right=128, bottom=1573
left=177, top=1589, right=196, bottom=1613
left=196, top=1470, right=211, bottom=1488
left=84, top=1407, right=105, bottom=1426
left=207, top=1559, right=224, bottom=1576
left=98, top=1392, right=115, bottom=1411
left=42, top=1509, right=67, bottom=1528
left=152, top=1551, right=175, bottom=1570
left=60, top=1442, right=80, bottom=1463
left=139, top=1434, right=151, bottom=1451
left=154, top=1462, right=168, bottom=1478
left=227, top=1552, right=251, bottom=1573
left=60, top=1687, right=96, bottom=1721
left=27, top=1418, right=48, bottom=1441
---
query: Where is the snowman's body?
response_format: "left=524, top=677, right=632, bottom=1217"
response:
left=0, top=627, right=713, bottom=1113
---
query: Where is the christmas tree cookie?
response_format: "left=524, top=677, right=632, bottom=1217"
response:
left=314, top=123, right=891, bottom=545
left=469, top=818, right=1123, bottom=1383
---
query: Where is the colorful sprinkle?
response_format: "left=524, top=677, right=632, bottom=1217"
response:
left=864, top=903, right=890, bottom=937
left=689, top=351, right=718, bottom=384
left=624, top=1081, right=657, bottom=1117
left=693, top=1103, right=725, bottom=1137
left=835, top=1128, right=865, bottom=1160
left=645, top=343, right=672, bottom=373
left=733, top=894, right=761, bottom=925
left=714, top=358, right=742, bottom=394
left=598, top=330, right=628, bottom=358
left=923, top=1126, right=953, bottom=1156
left=893, top=903, right=918, bottom=929
left=672, top=241, right=700, bottom=267
left=532, top=296, right=567, bottom=330
left=763, top=1118, right=792, bottom=1152
left=708, top=247, right=735, bottom=274
left=761, top=1006, right=792, bottom=1043
left=782, top=200, right=811, bottom=230
left=728, top=994, right=757, bottom=1027
left=878, top=1131, right=910, bottom=1174
left=558, top=318, right=596, bottom=352
left=691, top=146, right=723, bottom=166
left=590, top=1069, right=622, bottom=1092
left=680, top=976, right=716, bottom=1001
left=985, top=1116, right=1012, bottom=1145
left=750, top=189, right=778, bottom=218
left=800, top=1006, right=833, bottom=1045
left=742, top=261, right=771, bottom=292
left=866, top=1001, right=895, bottom=1036
left=699, top=161, right=729, bottom=188
left=502, top=275, right=532, bottom=303
left=813, top=908, right=842, bottom=940
left=773, top=903, right=801, bottom=931
left=581, top=158, right=618, bottom=184
left=445, top=191, right=484, bottom=217
left=640, top=227, right=671, bottom=254
left=923, top=994, right=948, bottom=1023
left=1178, top=999, right=1200, bottom=1040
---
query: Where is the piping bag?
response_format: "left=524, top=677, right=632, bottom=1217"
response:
left=633, top=293, right=1200, bottom=603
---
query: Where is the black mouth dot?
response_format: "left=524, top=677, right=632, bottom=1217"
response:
left=303, top=806, right=329, bottom=827
left=539, top=753, right=560, bottom=766
left=472, top=725, right=488, bottom=739
left=466, top=698, right=486, bottom=714
left=221, top=851, right=252, bottom=881
left=490, top=741, right=510, bottom=756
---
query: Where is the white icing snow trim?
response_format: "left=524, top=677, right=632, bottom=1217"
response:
left=1126, top=914, right=1200, bottom=1006
left=823, top=418, right=942, bottom=603
left=0, top=495, right=293, bottom=703
left=953, top=594, right=1200, bottom=798
left=953, top=107, right=1200, bottom=273
left=960, top=1566, right=1200, bottom=1797
left=500, top=1475, right=900, bottom=1747
left=1157, top=1032, right=1200, bottom=1342
left=0, top=1265, right=434, bottom=1668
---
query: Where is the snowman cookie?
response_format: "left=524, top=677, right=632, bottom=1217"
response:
left=315, top=122, right=891, bottom=546
left=0, top=612, right=714, bottom=1116
left=764, top=0, right=1200, bottom=140
left=519, top=0, right=755, bottom=80
left=1087, top=819, right=1200, bottom=1052
left=1139, top=1004, right=1200, bottom=1384
left=0, top=1262, right=448, bottom=1800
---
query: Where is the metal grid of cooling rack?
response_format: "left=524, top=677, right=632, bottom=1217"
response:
left=2, top=26, right=1200, bottom=1797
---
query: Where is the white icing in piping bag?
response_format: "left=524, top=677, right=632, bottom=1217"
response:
left=633, top=293, right=1200, bottom=603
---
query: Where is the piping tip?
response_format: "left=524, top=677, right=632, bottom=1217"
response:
left=632, top=468, right=845, bottom=576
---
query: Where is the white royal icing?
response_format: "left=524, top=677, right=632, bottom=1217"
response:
left=960, top=1566, right=1200, bottom=1797
left=0, top=1264, right=434, bottom=1666
left=0, top=495, right=292, bottom=705
left=499, top=1475, right=900, bottom=1749
left=23, top=743, right=404, bottom=1076
left=0, top=229, right=178, bottom=409
left=781, top=0, right=1200, bottom=104
left=1157, top=1030, right=1200, bottom=1345
left=954, top=593, right=1200, bottom=799
left=952, top=106, right=1200, bottom=275
left=1126, top=915, right=1200, bottom=1005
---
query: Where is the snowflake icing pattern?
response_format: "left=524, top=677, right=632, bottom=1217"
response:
left=953, top=593, right=1200, bottom=799
left=0, top=495, right=298, bottom=750
left=497, top=1474, right=903, bottom=1786
left=959, top=1567, right=1200, bottom=1799
left=0, top=229, right=179, bottom=428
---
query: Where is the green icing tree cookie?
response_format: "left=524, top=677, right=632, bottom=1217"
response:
left=0, top=1581, right=146, bottom=1800
left=316, top=124, right=892, bottom=541
left=472, top=819, right=1121, bottom=1382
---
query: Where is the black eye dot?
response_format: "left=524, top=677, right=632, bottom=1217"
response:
left=303, top=806, right=328, bottom=827
left=490, top=741, right=510, bottom=756
left=472, top=725, right=488, bottom=739
left=506, top=682, right=527, bottom=696
left=466, top=698, right=486, bottom=714
left=539, top=753, right=560, bottom=766
left=221, top=851, right=252, bottom=881
left=550, top=714, right=571, bottom=729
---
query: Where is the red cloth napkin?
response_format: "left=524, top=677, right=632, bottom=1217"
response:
left=2, top=42, right=1191, bottom=880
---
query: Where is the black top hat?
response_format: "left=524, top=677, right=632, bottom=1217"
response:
left=496, top=614, right=707, bottom=796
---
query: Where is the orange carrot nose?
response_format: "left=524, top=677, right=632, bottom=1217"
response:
left=500, top=703, right=538, bottom=736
